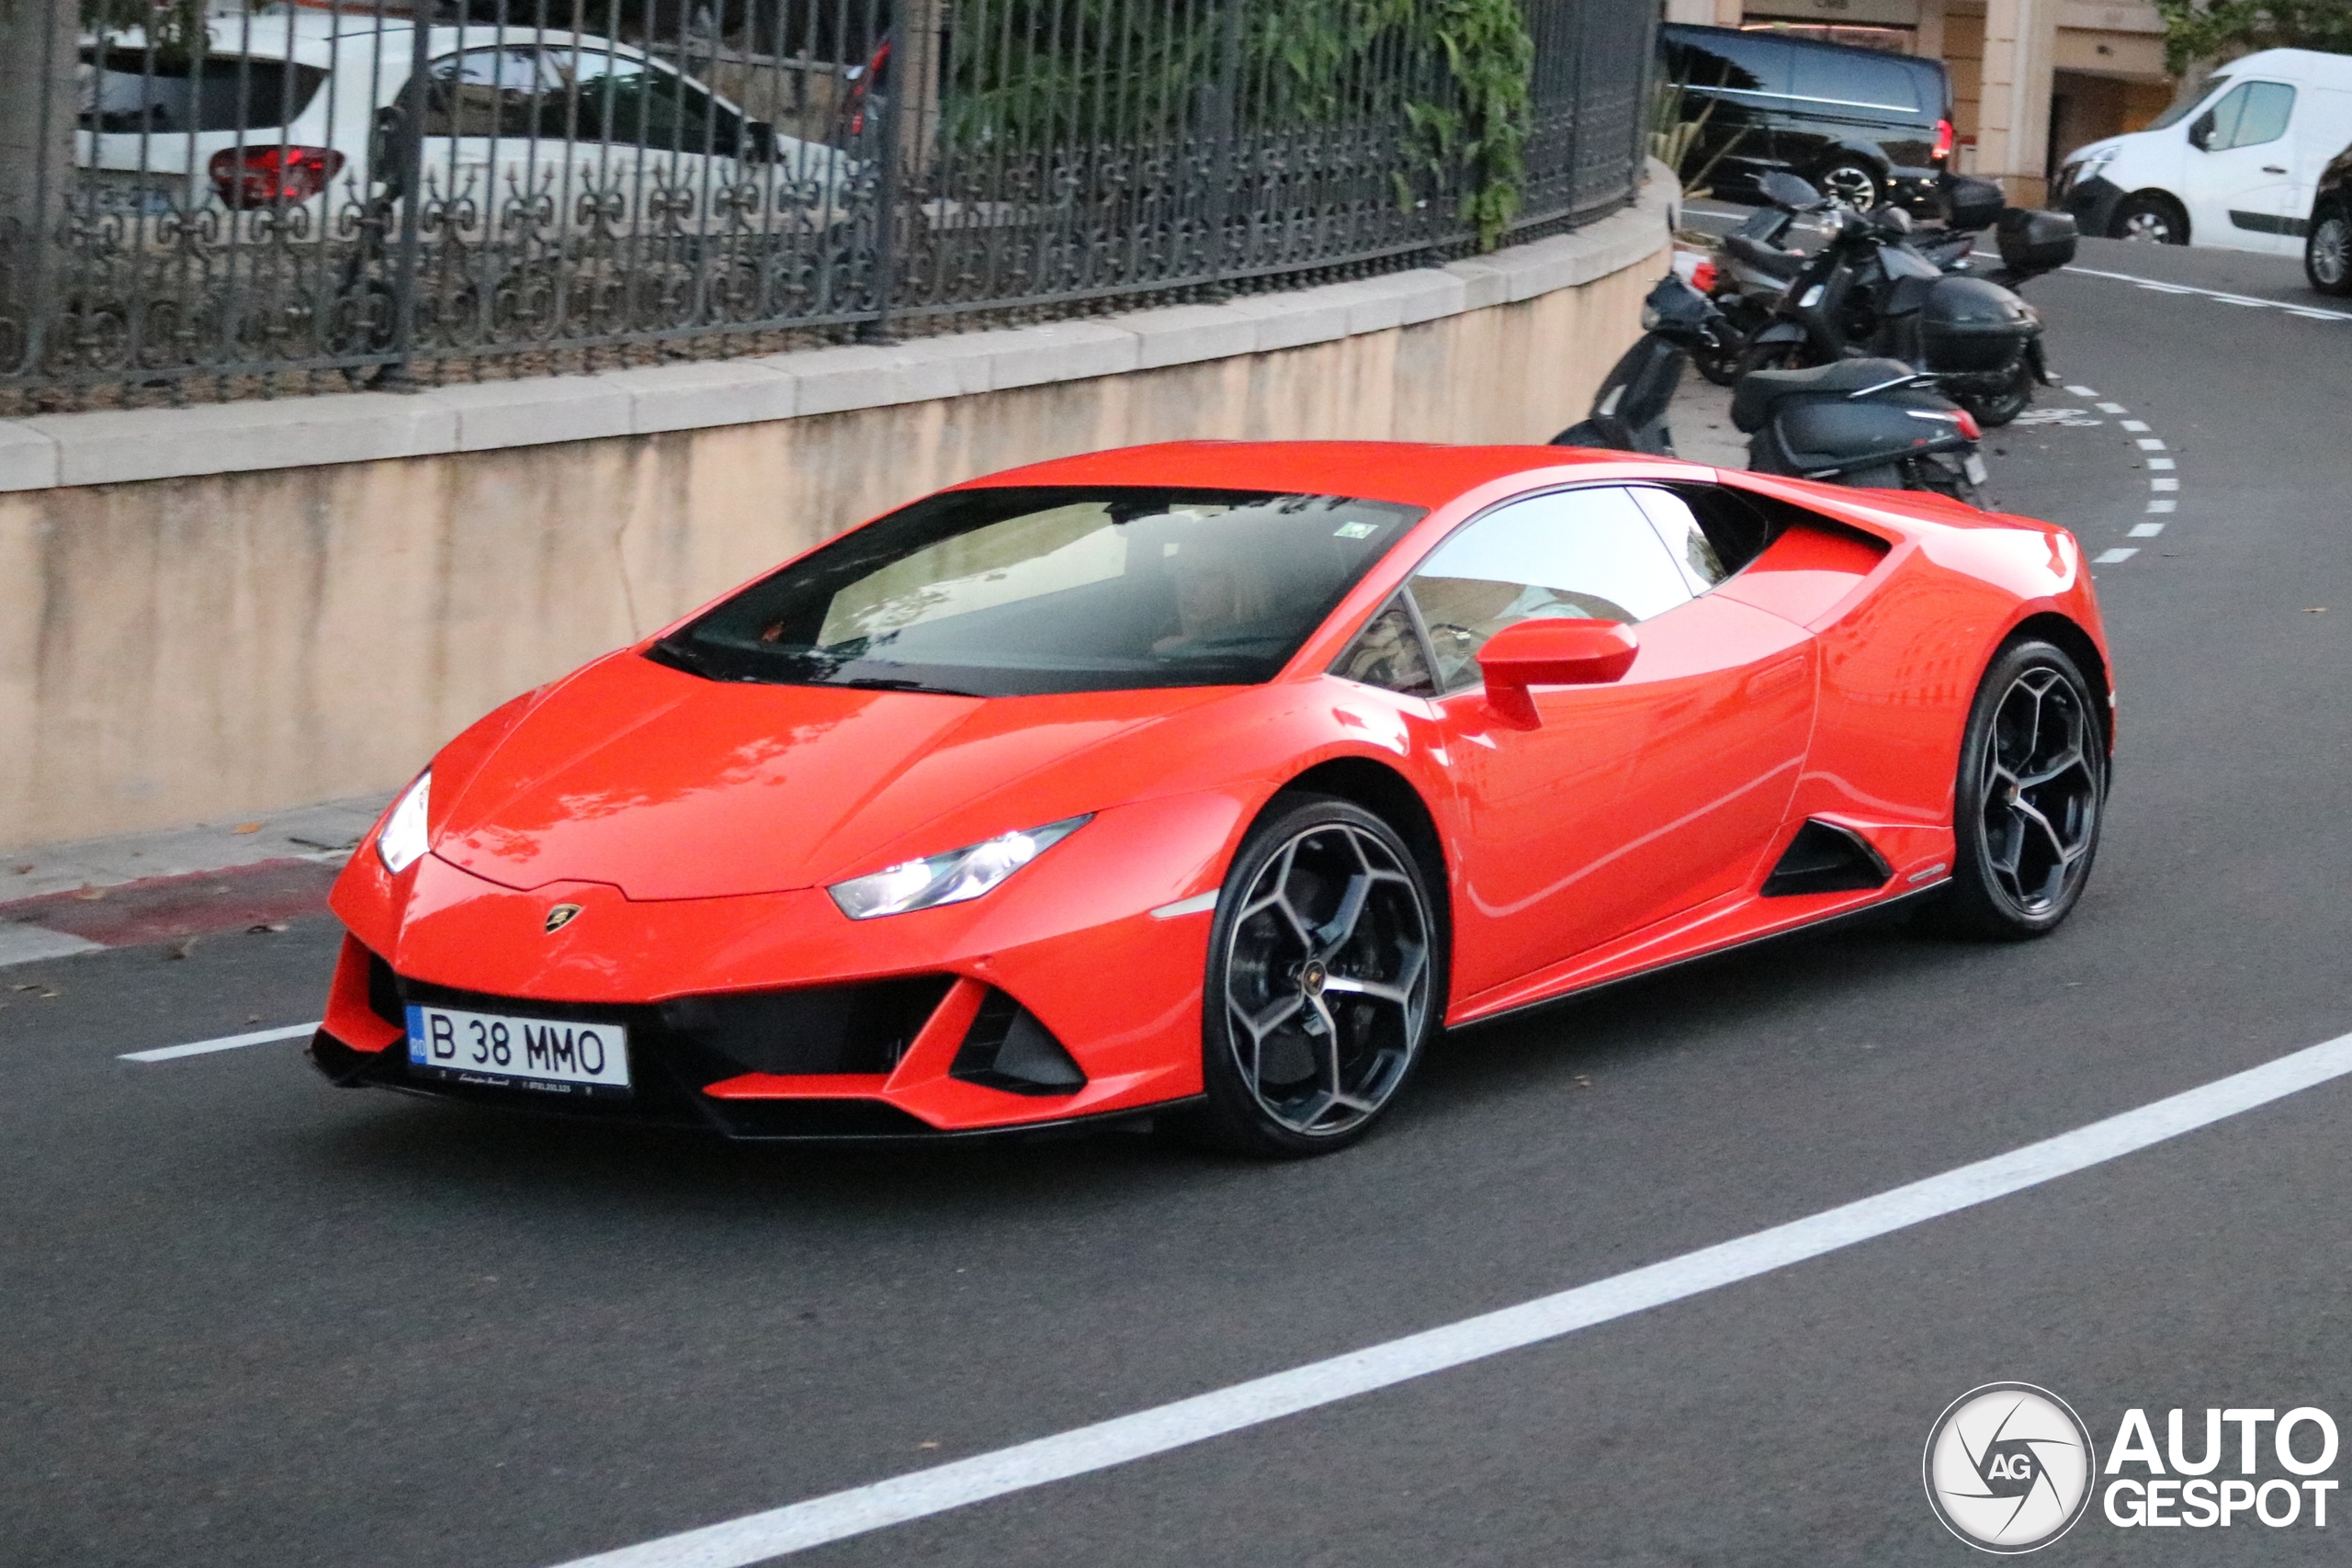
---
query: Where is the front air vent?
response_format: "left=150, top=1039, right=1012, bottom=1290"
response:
left=951, top=991, right=1088, bottom=1096
left=1761, top=819, right=1893, bottom=897
left=661, top=976, right=956, bottom=1076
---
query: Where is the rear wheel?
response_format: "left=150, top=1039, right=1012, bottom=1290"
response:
left=1812, top=157, right=1883, bottom=209
left=1930, top=639, right=2107, bottom=939
left=2111, top=193, right=2188, bottom=244
left=1955, top=359, right=2035, bottom=427
left=1187, top=795, right=1442, bottom=1157
left=2305, top=199, right=2352, bottom=295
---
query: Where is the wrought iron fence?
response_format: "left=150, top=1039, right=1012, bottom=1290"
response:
left=0, top=0, right=1654, bottom=408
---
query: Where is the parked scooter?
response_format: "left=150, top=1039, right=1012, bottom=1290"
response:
left=1733, top=173, right=2076, bottom=428
left=1555, top=274, right=1987, bottom=502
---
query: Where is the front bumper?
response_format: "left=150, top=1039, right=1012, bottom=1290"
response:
left=316, top=791, right=1250, bottom=1137
left=2058, top=172, right=2124, bottom=239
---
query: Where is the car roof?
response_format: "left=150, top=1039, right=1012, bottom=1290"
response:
left=2221, top=49, right=2352, bottom=87
left=951, top=441, right=1638, bottom=511
left=1662, top=22, right=1944, bottom=73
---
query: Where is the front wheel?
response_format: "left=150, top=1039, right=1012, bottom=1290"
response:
left=2111, top=193, right=2188, bottom=244
left=1929, top=639, right=2107, bottom=939
left=1187, top=795, right=1442, bottom=1157
left=2306, top=199, right=2352, bottom=295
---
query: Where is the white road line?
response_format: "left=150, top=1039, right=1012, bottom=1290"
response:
left=2148, top=457, right=2177, bottom=470
left=2149, top=499, right=2177, bottom=513
left=2153, top=478, right=2180, bottom=492
left=2135, top=437, right=2167, bottom=451
left=2131, top=523, right=2165, bottom=538
left=2066, top=265, right=2352, bottom=322
left=2095, top=547, right=2139, bottom=564
left=121, top=1021, right=319, bottom=1063
left=2064, top=384, right=2101, bottom=397
left=2119, top=418, right=2149, bottom=430
left=2098, top=403, right=2130, bottom=415
left=544, top=1031, right=2352, bottom=1568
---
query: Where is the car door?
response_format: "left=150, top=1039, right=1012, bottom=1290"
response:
left=2183, top=79, right=2301, bottom=251
left=1661, top=28, right=1789, bottom=194
left=1406, top=484, right=1818, bottom=999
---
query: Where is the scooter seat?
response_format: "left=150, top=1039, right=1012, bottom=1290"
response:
left=1724, top=232, right=1805, bottom=282
left=1731, top=356, right=1917, bottom=433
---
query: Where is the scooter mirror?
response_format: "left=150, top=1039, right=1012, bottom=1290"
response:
left=1760, top=171, right=1824, bottom=211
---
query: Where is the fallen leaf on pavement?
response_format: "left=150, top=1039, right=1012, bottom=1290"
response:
left=232, top=822, right=264, bottom=834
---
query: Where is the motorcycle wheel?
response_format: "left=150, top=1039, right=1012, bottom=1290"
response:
left=1905, top=453, right=1983, bottom=506
left=1691, top=333, right=1743, bottom=388
left=1956, top=361, right=2034, bottom=428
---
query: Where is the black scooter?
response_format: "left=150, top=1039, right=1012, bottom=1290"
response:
left=1735, top=174, right=2075, bottom=428
left=1555, top=273, right=1986, bottom=502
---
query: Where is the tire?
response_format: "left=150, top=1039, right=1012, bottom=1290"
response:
left=2305, top=199, right=2352, bottom=295
left=1812, top=158, right=1883, bottom=209
left=2111, top=193, right=2188, bottom=245
left=1185, top=794, right=1442, bottom=1156
left=1736, top=333, right=1810, bottom=378
left=1929, top=638, right=2107, bottom=940
left=1691, top=331, right=1743, bottom=388
left=1956, top=359, right=2035, bottom=428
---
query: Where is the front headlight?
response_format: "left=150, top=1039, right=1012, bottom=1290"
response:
left=828, top=815, right=1091, bottom=920
left=377, top=772, right=431, bottom=874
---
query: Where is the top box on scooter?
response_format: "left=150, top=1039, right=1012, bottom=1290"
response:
left=1996, top=209, right=2080, bottom=274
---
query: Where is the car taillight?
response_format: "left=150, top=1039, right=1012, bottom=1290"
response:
left=1690, top=256, right=1719, bottom=294
left=1955, top=409, right=1982, bottom=440
left=208, top=145, right=345, bottom=208
left=1932, top=118, right=1954, bottom=164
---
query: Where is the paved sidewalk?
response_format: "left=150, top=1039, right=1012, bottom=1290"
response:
left=0, top=794, right=391, bottom=966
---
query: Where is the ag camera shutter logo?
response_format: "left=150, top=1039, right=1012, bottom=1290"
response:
left=1924, top=1382, right=2097, bottom=1552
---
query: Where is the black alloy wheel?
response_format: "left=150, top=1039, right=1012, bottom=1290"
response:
left=1813, top=158, right=1883, bottom=209
left=2306, top=200, right=2352, bottom=296
left=1932, top=639, right=2107, bottom=938
left=1190, top=795, right=1441, bottom=1156
left=2111, top=193, right=2187, bottom=244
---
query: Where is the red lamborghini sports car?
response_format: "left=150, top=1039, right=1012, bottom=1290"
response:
left=311, top=442, right=2112, bottom=1155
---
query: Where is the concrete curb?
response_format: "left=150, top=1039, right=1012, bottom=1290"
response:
left=0, top=170, right=1676, bottom=493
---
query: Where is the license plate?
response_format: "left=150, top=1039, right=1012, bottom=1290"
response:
left=406, top=1004, right=631, bottom=1098
left=1963, top=453, right=1990, bottom=486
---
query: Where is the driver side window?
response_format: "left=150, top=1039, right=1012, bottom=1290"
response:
left=1407, top=487, right=1693, bottom=693
left=2198, top=81, right=2295, bottom=151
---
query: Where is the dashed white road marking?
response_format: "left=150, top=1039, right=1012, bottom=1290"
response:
left=2149, top=499, right=2177, bottom=513
left=2095, top=547, right=2139, bottom=564
left=2135, top=437, right=2167, bottom=451
left=2153, top=477, right=2180, bottom=491
left=2148, top=457, right=2177, bottom=470
left=541, top=1030, right=2352, bottom=1568
left=2064, top=384, right=2101, bottom=397
left=2107, top=408, right=2137, bottom=419
left=2131, top=523, right=2165, bottom=538
left=2066, top=265, right=2352, bottom=322
left=121, top=1021, right=319, bottom=1063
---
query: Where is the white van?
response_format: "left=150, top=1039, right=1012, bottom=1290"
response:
left=2052, top=49, right=2352, bottom=253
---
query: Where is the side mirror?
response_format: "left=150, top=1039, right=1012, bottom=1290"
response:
left=1476, top=618, right=1639, bottom=727
left=2188, top=111, right=2215, bottom=151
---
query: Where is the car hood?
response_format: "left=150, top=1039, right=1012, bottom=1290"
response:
left=432, top=653, right=1227, bottom=899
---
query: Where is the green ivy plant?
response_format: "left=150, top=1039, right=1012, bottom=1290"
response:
left=947, top=0, right=1537, bottom=251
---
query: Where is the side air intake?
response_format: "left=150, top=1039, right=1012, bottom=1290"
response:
left=1761, top=819, right=1893, bottom=897
left=952, top=991, right=1087, bottom=1096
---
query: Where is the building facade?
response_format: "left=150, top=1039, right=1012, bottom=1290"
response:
left=1664, top=0, right=2177, bottom=205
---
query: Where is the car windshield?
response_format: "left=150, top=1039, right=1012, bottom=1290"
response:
left=650, top=486, right=1425, bottom=696
left=2144, top=76, right=2228, bottom=131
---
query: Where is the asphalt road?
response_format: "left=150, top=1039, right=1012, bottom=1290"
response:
left=8, top=236, right=2352, bottom=1568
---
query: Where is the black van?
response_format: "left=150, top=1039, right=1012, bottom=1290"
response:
left=1658, top=24, right=1954, bottom=209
